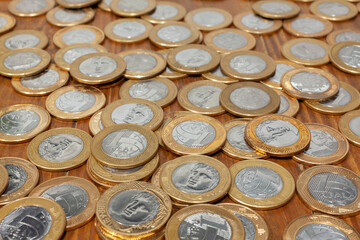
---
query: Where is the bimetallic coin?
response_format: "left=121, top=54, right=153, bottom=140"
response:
left=329, top=41, right=360, bottom=75
left=8, top=0, right=55, bottom=17
left=339, top=110, right=360, bottom=147
left=0, top=13, right=16, bottom=35
left=141, top=1, right=186, bottom=24
left=0, top=165, right=8, bottom=196
left=274, top=90, right=300, bottom=117
left=327, top=29, right=360, bottom=45
left=185, top=7, right=233, bottom=31
left=158, top=49, right=187, bottom=79
left=110, top=0, right=157, bottom=17
left=202, top=65, right=239, bottom=84
left=0, top=30, right=47, bottom=52
left=56, top=0, right=100, bottom=8
left=252, top=0, right=301, bottom=19
left=46, top=6, right=95, bottom=27
left=89, top=109, right=104, bottom=136
left=310, top=0, right=358, bottom=21
left=98, top=0, right=112, bottom=11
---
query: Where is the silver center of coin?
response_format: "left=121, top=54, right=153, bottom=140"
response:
left=124, top=53, right=157, bottom=72
left=296, top=223, right=349, bottom=240
left=102, top=129, right=148, bottom=159
left=192, top=11, right=225, bottom=27
left=234, top=213, right=256, bottom=240
left=349, top=115, right=360, bottom=137
left=241, top=14, right=274, bottom=30
left=108, top=189, right=159, bottom=226
left=178, top=212, right=232, bottom=240
left=304, top=129, right=339, bottom=157
left=338, top=45, right=360, bottom=68
left=16, top=0, right=47, bottom=12
left=187, top=85, right=222, bottom=109
left=113, top=21, right=146, bottom=38
left=213, top=32, right=248, bottom=50
left=0, top=109, right=40, bottom=135
left=38, top=134, right=84, bottom=162
left=55, top=90, right=96, bottom=113
left=5, top=34, right=40, bottom=50
left=335, top=32, right=360, bottom=43
left=117, top=0, right=149, bottom=11
left=111, top=103, right=154, bottom=126
left=308, top=172, right=358, bottom=206
left=172, top=162, right=220, bottom=194
left=63, top=46, right=99, bottom=64
left=230, top=55, right=267, bottom=74
left=318, top=2, right=349, bottom=16
left=1, top=164, right=27, bottom=196
left=61, top=29, right=96, bottom=45
left=235, top=166, right=283, bottom=199
left=227, top=124, right=253, bottom=152
left=0, top=17, right=7, bottom=28
left=4, top=52, right=41, bottom=71
left=290, top=18, right=325, bottom=34
left=157, top=25, right=192, bottom=42
left=269, top=63, right=295, bottom=83
left=175, top=49, right=212, bottom=68
left=129, top=80, right=168, bottom=102
left=319, top=88, right=352, bottom=107
left=20, top=69, right=60, bottom=89
left=54, top=9, right=86, bottom=22
left=276, top=95, right=290, bottom=114
left=79, top=56, right=117, bottom=77
left=211, top=65, right=228, bottom=77
left=290, top=72, right=330, bottom=93
left=172, top=120, right=216, bottom=147
left=260, top=2, right=292, bottom=14
left=149, top=4, right=178, bottom=20
left=290, top=42, right=326, bottom=60
left=230, top=87, right=271, bottom=110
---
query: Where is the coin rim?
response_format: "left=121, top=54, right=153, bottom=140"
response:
left=56, top=0, right=100, bottom=8
left=184, top=7, right=233, bottom=31
left=8, top=0, right=55, bottom=17
left=329, top=40, right=360, bottom=74
left=326, top=29, right=360, bottom=46
left=46, top=6, right=95, bottom=27
left=89, top=109, right=103, bottom=136
left=252, top=0, right=301, bottom=19
left=0, top=12, right=16, bottom=34
left=310, top=0, right=358, bottom=21
left=110, top=0, right=157, bottom=17
left=339, top=109, right=360, bottom=147
left=141, top=1, right=187, bottom=24
left=0, top=164, right=8, bottom=196
left=274, top=89, right=300, bottom=117
left=157, top=49, right=188, bottom=79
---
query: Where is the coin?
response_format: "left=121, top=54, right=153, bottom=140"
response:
left=158, top=49, right=188, bottom=79
left=53, top=25, right=105, bottom=48
left=220, top=82, right=280, bottom=117
left=141, top=1, right=186, bottom=24
left=11, top=64, right=69, bottom=96
left=274, top=89, right=300, bottom=117
left=245, top=114, right=311, bottom=157
left=281, top=67, right=340, bottom=100
left=98, top=0, right=111, bottom=12
left=8, top=0, right=55, bottom=17
left=110, top=0, right=156, bottom=17
left=329, top=41, right=360, bottom=74
left=57, top=0, right=100, bottom=8
left=0, top=165, right=8, bottom=196
left=0, top=13, right=16, bottom=35
left=283, top=214, right=360, bottom=240
left=0, top=30, right=48, bottom=52
left=29, top=176, right=100, bottom=230
left=339, top=109, right=360, bottom=146
left=45, top=85, right=106, bottom=120
left=252, top=0, right=301, bottom=19
left=118, top=49, right=166, bottom=79
left=283, top=14, right=333, bottom=38
left=202, top=65, right=239, bottom=84
left=89, top=109, right=104, bottom=136
left=310, top=0, right=358, bottom=21
left=184, top=8, right=233, bottom=31
left=229, top=159, right=295, bottom=210
left=327, top=29, right=360, bottom=45
left=46, top=6, right=95, bottom=27
left=297, top=165, right=360, bottom=216
left=233, top=11, right=282, bottom=35
left=151, top=161, right=170, bottom=187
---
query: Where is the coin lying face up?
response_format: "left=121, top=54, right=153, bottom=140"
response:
left=184, top=7, right=233, bottom=31
left=202, top=65, right=238, bottom=84
left=310, top=0, right=358, bottom=21
left=8, top=0, right=55, bottom=17
left=89, top=109, right=104, bottom=136
left=0, top=30, right=48, bottom=52
left=261, top=60, right=302, bottom=89
left=110, top=0, right=156, bottom=17
left=46, top=6, right=95, bottom=27
left=329, top=41, right=360, bottom=75
left=0, top=13, right=16, bottom=35
left=56, top=0, right=100, bottom=8
left=141, top=1, right=187, bottom=24
left=252, top=0, right=301, bottom=19
left=326, top=29, right=360, bottom=45
left=0, top=164, right=8, bottom=196
left=339, top=110, right=360, bottom=147
left=158, top=49, right=187, bottom=79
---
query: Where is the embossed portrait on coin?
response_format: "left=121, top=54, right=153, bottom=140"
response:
left=2, top=164, right=27, bottom=196
left=269, top=64, right=295, bottom=83
left=175, top=49, right=212, bottom=67
left=111, top=103, right=154, bottom=126
left=124, top=54, right=157, bottom=72
left=304, top=129, right=338, bottom=157
left=129, top=81, right=168, bottom=102
left=260, top=2, right=292, bottom=13
left=157, top=25, right=191, bottom=42
left=5, top=34, right=40, bottom=50
left=290, top=72, right=330, bottom=93
left=55, top=90, right=96, bottom=112
left=172, top=121, right=216, bottom=147
left=290, top=42, right=326, bottom=60
left=187, top=85, right=222, bottom=109
left=227, top=124, right=252, bottom=151
left=113, top=22, right=146, bottom=38
left=319, top=88, right=352, bottom=107
left=241, top=14, right=274, bottom=30
left=213, top=32, right=248, bottom=50
left=4, top=52, right=41, bottom=71
left=0, top=110, right=40, bottom=135
left=349, top=116, right=360, bottom=137
left=21, top=69, right=59, bottom=89
left=230, top=87, right=271, bottom=110
left=149, top=4, right=178, bottom=19
left=290, top=18, right=325, bottom=34
left=296, top=223, right=349, bottom=240
left=234, top=213, right=256, bottom=240
left=318, top=2, right=349, bottom=16
left=117, top=0, right=149, bottom=11
left=61, top=29, right=96, bottom=45
left=338, top=45, right=360, bottom=68
left=192, top=11, right=225, bottom=27
left=79, top=56, right=117, bottom=77
left=230, top=55, right=267, bottom=74
left=15, top=0, right=47, bottom=12
left=54, top=9, right=86, bottom=22
left=63, top=47, right=99, bottom=64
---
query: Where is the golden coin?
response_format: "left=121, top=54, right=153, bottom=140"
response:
left=45, top=85, right=106, bottom=120
left=184, top=8, right=233, bottom=31
left=304, top=81, right=360, bottom=115
left=110, top=0, right=156, bottom=17
left=220, top=82, right=280, bottom=117
left=202, top=65, right=239, bottom=84
left=57, top=0, right=100, bottom=8
left=252, top=0, right=301, bottom=19
left=281, top=67, right=340, bottom=100
left=46, top=6, right=95, bottom=27
left=53, top=25, right=105, bottom=48
left=141, top=1, right=186, bottom=24
left=157, top=49, right=187, bottom=79
left=274, top=89, right=300, bottom=117
left=118, top=49, right=166, bottom=79
left=283, top=214, right=360, bottom=240
left=11, top=64, right=69, bottom=96
left=151, top=161, right=170, bottom=187
left=98, top=0, right=111, bottom=12
left=119, top=77, right=177, bottom=108
left=283, top=14, right=333, bottom=38
left=0, top=13, right=16, bottom=35
left=29, top=176, right=100, bottom=230
left=339, top=109, right=360, bottom=146
left=326, top=29, right=360, bottom=46
left=165, top=204, right=245, bottom=240
left=0, top=165, right=8, bottom=196
left=8, top=0, right=55, bottom=17
left=167, top=44, right=221, bottom=74
left=89, top=109, right=104, bottom=136
left=0, top=104, right=50, bottom=143
left=310, top=0, right=358, bottom=21
left=0, top=157, right=39, bottom=206
left=162, top=114, right=226, bottom=155
left=245, top=114, right=311, bottom=157
left=297, top=165, right=360, bottom=216
left=27, top=128, right=92, bottom=171
left=233, top=11, right=283, bottom=35
left=229, top=159, right=295, bottom=210
left=329, top=40, right=360, bottom=75
left=0, top=30, right=48, bottom=52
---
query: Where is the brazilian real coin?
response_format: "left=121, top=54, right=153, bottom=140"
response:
left=297, top=165, right=360, bottom=216
left=329, top=41, right=360, bottom=74
left=229, top=160, right=295, bottom=210
left=0, top=30, right=48, bottom=52
left=8, top=0, right=55, bottom=17
left=0, top=13, right=16, bottom=35
left=110, top=0, right=156, bottom=17
left=56, top=0, right=100, bottom=8
left=184, top=8, right=233, bottom=31
left=141, top=1, right=187, bottom=24
left=339, top=110, right=360, bottom=146
left=202, top=64, right=239, bottom=84
left=89, top=109, right=104, bottom=136
left=46, top=7, right=95, bottom=27
left=310, top=0, right=358, bottom=21
left=0, top=165, right=8, bottom=196
left=326, top=29, right=360, bottom=45
left=274, top=89, right=300, bottom=117
left=252, top=0, right=301, bottom=19
left=157, top=49, right=187, bottom=79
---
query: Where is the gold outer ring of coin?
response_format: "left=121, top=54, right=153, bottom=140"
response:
left=46, top=7, right=95, bottom=27
left=110, top=0, right=156, bottom=17
left=141, top=1, right=187, bottom=24
left=0, top=13, right=16, bottom=34
left=8, top=0, right=55, bottom=17
left=229, top=159, right=295, bottom=210
left=161, top=114, right=226, bottom=155
left=119, top=77, right=178, bottom=108
left=218, top=203, right=269, bottom=240
left=293, top=123, right=349, bottom=165
left=98, top=0, right=111, bottom=12
left=274, top=89, right=300, bottom=117
left=233, top=11, right=283, bottom=35
left=220, top=82, right=280, bottom=117
left=281, top=38, right=330, bottom=66
left=159, top=155, right=231, bottom=204
left=165, top=204, right=245, bottom=240
left=0, top=164, right=8, bottom=195
left=283, top=14, right=333, bottom=38
left=204, top=28, right=256, bottom=54
left=177, top=80, right=226, bottom=116
left=202, top=65, right=239, bottom=84
left=158, top=49, right=187, bottom=79
left=184, top=7, right=233, bottom=31
left=0, top=29, right=49, bottom=51
left=310, top=0, right=358, bottom=21
left=281, top=67, right=340, bottom=100
left=0, top=104, right=50, bottom=143
left=56, top=0, right=100, bottom=8
left=245, top=114, right=311, bottom=157
left=45, top=85, right=106, bottom=120
left=104, top=18, right=153, bottom=43
left=101, top=98, right=164, bottom=131
left=283, top=214, right=360, bottom=240
left=296, top=165, right=360, bottom=216
left=326, top=29, right=360, bottom=45
left=118, top=49, right=166, bottom=79
left=329, top=41, right=360, bottom=74
left=89, top=109, right=103, bottom=136
left=339, top=109, right=360, bottom=147
left=167, top=44, right=221, bottom=74
left=29, top=176, right=100, bottom=230
left=11, top=64, right=69, bottom=96
left=54, top=43, right=108, bottom=71
left=252, top=0, right=301, bottom=19
left=27, top=128, right=92, bottom=171
left=96, top=181, right=172, bottom=238
left=305, top=81, right=360, bottom=115
left=53, top=25, right=105, bottom=48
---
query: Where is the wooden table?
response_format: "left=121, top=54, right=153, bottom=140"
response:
left=1, top=0, right=360, bottom=239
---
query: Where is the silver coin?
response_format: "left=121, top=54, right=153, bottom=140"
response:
left=241, top=14, right=274, bottom=30
left=290, top=42, right=326, bottom=60
left=187, top=85, right=222, bottom=109
left=123, top=53, right=157, bottom=72
left=20, top=69, right=60, bottom=89
left=171, top=162, right=220, bottom=194
left=1, top=164, right=27, bottom=196
left=308, top=172, right=358, bottom=206
left=213, top=32, right=248, bottom=50
left=234, top=213, right=256, bottom=240
left=113, top=21, right=146, bottom=38
left=268, top=63, right=295, bottom=84
left=61, top=29, right=96, bottom=45
left=157, top=25, right=191, bottom=42
left=0, top=17, right=7, bottom=29
left=117, top=0, right=149, bottom=11
left=175, top=49, right=212, bottom=68
left=4, top=34, right=40, bottom=50
left=349, top=115, right=360, bottom=137
left=55, top=90, right=96, bottom=113
left=108, top=189, right=159, bottom=226
left=111, top=103, right=154, bottom=126
left=79, top=56, right=117, bottom=77
left=304, top=129, right=338, bottom=157
left=235, top=166, right=284, bottom=199
left=148, top=4, right=179, bottom=20
left=290, top=18, right=325, bottom=34
left=318, top=2, right=349, bottom=17
left=41, top=184, right=89, bottom=219
left=15, top=0, right=48, bottom=13
left=178, top=212, right=232, bottom=240
left=335, top=32, right=360, bottom=43
left=192, top=11, right=225, bottom=27
left=227, top=124, right=253, bottom=152
left=63, top=46, right=99, bottom=64
left=319, top=87, right=352, bottom=107
left=101, top=129, right=148, bottom=159
left=38, top=134, right=84, bottom=162
left=210, top=65, right=228, bottom=77
left=129, top=80, right=168, bottom=102
left=229, top=55, right=267, bottom=74
left=338, top=45, right=360, bottom=68
left=160, top=52, right=175, bottom=73
left=290, top=72, right=330, bottom=93
left=260, top=2, right=293, bottom=14
left=103, top=164, right=144, bottom=174
left=0, top=109, right=40, bottom=135
left=4, top=52, right=41, bottom=71
left=276, top=95, right=290, bottom=114
left=54, top=9, right=86, bottom=22
left=230, top=87, right=271, bottom=110
left=0, top=206, right=52, bottom=240
left=296, top=223, right=349, bottom=240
